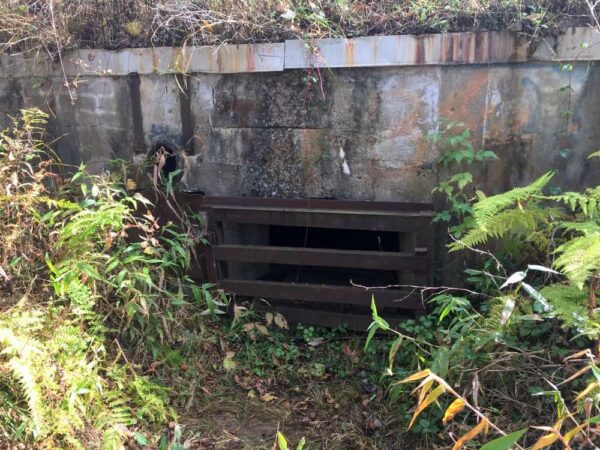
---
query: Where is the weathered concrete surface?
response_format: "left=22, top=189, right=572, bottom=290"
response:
left=3, top=28, right=600, bottom=78
left=1, top=29, right=600, bottom=204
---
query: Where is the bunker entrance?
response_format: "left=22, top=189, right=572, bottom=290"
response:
left=263, top=225, right=402, bottom=287
left=188, top=196, right=435, bottom=329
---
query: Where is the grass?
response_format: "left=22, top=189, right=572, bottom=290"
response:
left=0, top=0, right=593, bottom=57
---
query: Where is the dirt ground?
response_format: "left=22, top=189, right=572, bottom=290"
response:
left=181, top=379, right=404, bottom=450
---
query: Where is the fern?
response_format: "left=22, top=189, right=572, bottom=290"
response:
left=0, top=318, right=46, bottom=439
left=554, top=222, right=600, bottom=288
left=472, top=171, right=554, bottom=227
left=540, top=284, right=598, bottom=335
left=450, top=207, right=556, bottom=251
left=547, top=185, right=600, bottom=218
left=100, top=427, right=123, bottom=450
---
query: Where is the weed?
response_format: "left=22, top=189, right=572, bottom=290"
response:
left=0, top=109, right=224, bottom=447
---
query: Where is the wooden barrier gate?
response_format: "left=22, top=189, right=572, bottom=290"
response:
left=165, top=195, right=434, bottom=329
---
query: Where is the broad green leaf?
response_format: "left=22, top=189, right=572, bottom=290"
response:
left=133, top=433, right=148, bottom=446
left=480, top=429, right=527, bottom=450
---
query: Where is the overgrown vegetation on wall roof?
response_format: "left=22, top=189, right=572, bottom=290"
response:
left=0, top=0, right=593, bottom=55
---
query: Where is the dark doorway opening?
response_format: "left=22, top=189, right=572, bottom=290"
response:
left=261, top=225, right=402, bottom=286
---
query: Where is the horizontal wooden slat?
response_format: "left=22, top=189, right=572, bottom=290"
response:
left=214, top=245, right=428, bottom=271
left=209, top=207, right=432, bottom=232
left=219, top=279, right=424, bottom=309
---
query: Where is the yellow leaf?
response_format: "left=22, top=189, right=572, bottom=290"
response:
left=223, top=357, right=236, bottom=371
left=558, top=365, right=591, bottom=385
left=400, top=369, right=431, bottom=384
left=443, top=398, right=466, bottom=424
left=417, top=379, right=434, bottom=404
left=564, top=424, right=584, bottom=443
left=564, top=349, right=594, bottom=361
left=451, top=419, right=487, bottom=450
left=408, top=385, right=445, bottom=429
left=260, top=393, right=277, bottom=402
left=576, top=382, right=600, bottom=401
left=531, top=432, right=559, bottom=450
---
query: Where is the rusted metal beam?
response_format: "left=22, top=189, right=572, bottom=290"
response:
left=219, top=279, right=424, bottom=309
left=214, top=244, right=429, bottom=271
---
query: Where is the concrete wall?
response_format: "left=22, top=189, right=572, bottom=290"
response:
left=2, top=28, right=600, bottom=202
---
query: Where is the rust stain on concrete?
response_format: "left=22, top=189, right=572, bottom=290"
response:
left=344, top=40, right=355, bottom=66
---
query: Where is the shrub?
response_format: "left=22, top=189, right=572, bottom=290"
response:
left=0, top=108, right=221, bottom=447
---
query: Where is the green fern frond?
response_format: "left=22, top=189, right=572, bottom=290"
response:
left=0, top=328, right=46, bottom=438
left=548, top=190, right=600, bottom=217
left=472, top=171, right=554, bottom=228
left=540, top=284, right=598, bottom=334
left=450, top=207, right=556, bottom=251
left=554, top=229, right=600, bottom=288
left=559, top=221, right=600, bottom=235
left=100, top=426, right=124, bottom=450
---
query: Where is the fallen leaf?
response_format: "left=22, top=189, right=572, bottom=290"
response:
left=324, top=389, right=335, bottom=404
left=307, top=337, right=325, bottom=347
left=274, top=313, right=288, bottom=330
left=260, top=393, right=278, bottom=402
left=265, top=312, right=274, bottom=325
left=366, top=417, right=384, bottom=433
left=223, top=358, right=236, bottom=371
left=342, top=344, right=360, bottom=363
left=255, top=324, right=269, bottom=336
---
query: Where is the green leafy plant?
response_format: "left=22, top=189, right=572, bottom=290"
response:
left=0, top=109, right=226, bottom=447
left=275, top=431, right=306, bottom=450
left=430, top=121, right=497, bottom=237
